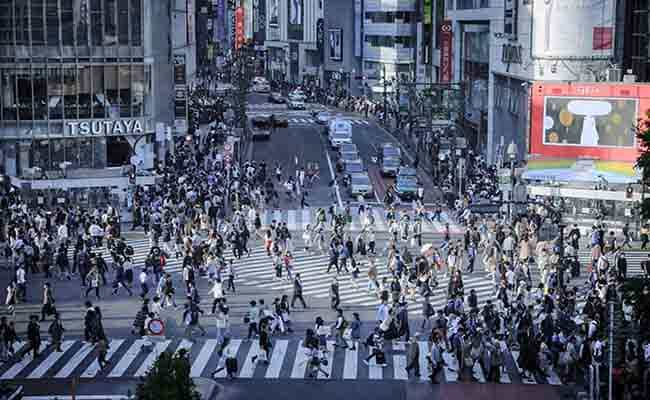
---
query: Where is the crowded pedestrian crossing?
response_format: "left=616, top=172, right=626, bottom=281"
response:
left=0, top=337, right=566, bottom=384
left=259, top=206, right=463, bottom=234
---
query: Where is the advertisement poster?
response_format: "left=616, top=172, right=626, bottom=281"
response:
left=288, top=0, right=304, bottom=41
left=532, top=0, right=615, bottom=59
left=328, top=29, right=342, bottom=61
left=439, top=21, right=452, bottom=83
left=530, top=83, right=648, bottom=162
left=543, top=97, right=636, bottom=147
left=235, top=6, right=245, bottom=49
left=269, top=0, right=279, bottom=27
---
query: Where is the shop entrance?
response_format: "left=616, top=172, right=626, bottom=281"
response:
left=106, top=136, right=132, bottom=167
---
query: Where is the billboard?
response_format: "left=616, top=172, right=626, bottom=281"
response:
left=439, top=21, right=452, bottom=83
left=328, top=29, right=342, bottom=61
left=288, top=0, right=304, bottom=41
left=532, top=0, right=615, bottom=59
left=530, top=83, right=650, bottom=162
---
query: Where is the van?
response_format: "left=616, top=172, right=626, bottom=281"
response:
left=328, top=119, right=352, bottom=149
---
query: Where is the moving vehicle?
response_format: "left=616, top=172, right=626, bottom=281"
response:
left=328, top=119, right=353, bottom=149
left=268, top=92, right=285, bottom=103
left=380, top=157, right=401, bottom=177
left=250, top=115, right=273, bottom=140
left=348, top=172, right=373, bottom=198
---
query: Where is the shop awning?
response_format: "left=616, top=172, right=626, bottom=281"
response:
left=522, top=158, right=640, bottom=185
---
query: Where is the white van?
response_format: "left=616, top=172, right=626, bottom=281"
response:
left=328, top=119, right=353, bottom=149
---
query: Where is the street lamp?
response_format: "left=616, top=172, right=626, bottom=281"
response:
left=506, top=141, right=518, bottom=221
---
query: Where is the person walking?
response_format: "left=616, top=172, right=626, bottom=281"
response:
left=404, top=335, right=420, bottom=377
left=291, top=273, right=307, bottom=309
left=48, top=313, right=65, bottom=352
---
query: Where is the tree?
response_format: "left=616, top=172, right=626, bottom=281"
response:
left=636, top=113, right=650, bottom=219
left=135, top=349, right=201, bottom=400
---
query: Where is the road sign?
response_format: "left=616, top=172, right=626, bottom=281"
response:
left=148, top=319, right=165, bottom=336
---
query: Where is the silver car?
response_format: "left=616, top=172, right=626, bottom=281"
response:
left=349, top=172, right=373, bottom=198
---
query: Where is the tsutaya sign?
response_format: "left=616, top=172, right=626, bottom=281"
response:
left=66, top=119, right=145, bottom=136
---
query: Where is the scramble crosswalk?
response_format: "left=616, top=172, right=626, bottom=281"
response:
left=0, top=337, right=566, bottom=384
left=259, top=206, right=463, bottom=234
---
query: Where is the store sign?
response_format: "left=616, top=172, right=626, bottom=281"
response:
left=439, top=21, right=453, bottom=83
left=66, top=119, right=145, bottom=136
left=501, top=44, right=522, bottom=64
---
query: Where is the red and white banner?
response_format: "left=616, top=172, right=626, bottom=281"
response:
left=235, top=7, right=245, bottom=49
left=439, top=21, right=453, bottom=83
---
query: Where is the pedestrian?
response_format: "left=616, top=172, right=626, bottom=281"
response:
left=405, top=335, right=420, bottom=377
left=291, top=273, right=307, bottom=308
left=25, top=315, right=41, bottom=359
left=48, top=313, right=65, bottom=352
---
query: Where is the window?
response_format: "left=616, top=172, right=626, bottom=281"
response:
left=118, top=0, right=129, bottom=44
left=0, top=3, right=13, bottom=45
left=91, top=65, right=105, bottom=118
left=33, top=68, right=48, bottom=120
left=104, top=0, right=117, bottom=45
left=131, top=0, right=142, bottom=46
left=32, top=0, right=45, bottom=45
left=63, top=66, right=77, bottom=119
left=48, top=66, right=63, bottom=120
left=90, top=0, right=103, bottom=46
left=61, top=0, right=74, bottom=45
left=46, top=0, right=60, bottom=46
left=15, top=0, right=29, bottom=45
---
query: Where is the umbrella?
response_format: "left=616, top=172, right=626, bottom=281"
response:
left=420, top=243, right=434, bottom=256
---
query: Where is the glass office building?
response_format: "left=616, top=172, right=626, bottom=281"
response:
left=0, top=0, right=170, bottom=183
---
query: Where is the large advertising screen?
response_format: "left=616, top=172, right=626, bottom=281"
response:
left=531, top=0, right=615, bottom=59
left=288, top=0, right=304, bottom=41
left=530, top=83, right=650, bottom=162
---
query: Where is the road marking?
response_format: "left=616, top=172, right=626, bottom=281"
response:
left=343, top=346, right=358, bottom=379
left=212, top=339, right=241, bottom=378
left=239, top=341, right=261, bottom=378
left=290, top=341, right=309, bottom=379
left=134, top=340, right=172, bottom=377
left=265, top=339, right=288, bottom=378
left=55, top=342, right=95, bottom=378
left=191, top=339, right=219, bottom=378
left=28, top=340, right=76, bottom=378
left=324, top=147, right=343, bottom=208
left=1, top=342, right=49, bottom=379
left=108, top=340, right=145, bottom=377
left=318, top=340, right=334, bottom=380
left=81, top=339, right=125, bottom=378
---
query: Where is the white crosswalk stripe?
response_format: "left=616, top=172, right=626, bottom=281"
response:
left=0, top=337, right=569, bottom=384
left=259, top=206, right=462, bottom=233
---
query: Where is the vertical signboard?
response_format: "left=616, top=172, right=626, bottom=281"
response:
left=235, top=6, right=245, bottom=49
left=187, top=0, right=195, bottom=44
left=354, top=0, right=362, bottom=57
left=439, top=21, right=453, bottom=83
left=503, top=0, right=517, bottom=39
left=288, top=0, right=304, bottom=41
left=174, top=54, right=188, bottom=132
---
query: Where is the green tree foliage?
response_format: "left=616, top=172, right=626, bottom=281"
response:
left=636, top=115, right=650, bottom=219
left=135, top=349, right=201, bottom=400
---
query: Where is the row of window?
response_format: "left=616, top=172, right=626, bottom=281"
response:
left=364, top=35, right=415, bottom=48
left=364, top=11, right=417, bottom=24
left=0, top=0, right=142, bottom=48
left=0, top=64, right=153, bottom=122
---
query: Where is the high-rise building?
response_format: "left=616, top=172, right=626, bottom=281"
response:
left=0, top=0, right=194, bottom=207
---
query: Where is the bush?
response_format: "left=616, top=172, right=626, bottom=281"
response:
left=135, top=349, right=201, bottom=400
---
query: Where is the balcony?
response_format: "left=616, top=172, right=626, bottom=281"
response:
left=364, top=45, right=414, bottom=62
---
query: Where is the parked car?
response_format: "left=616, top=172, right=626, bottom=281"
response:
left=348, top=172, right=373, bottom=198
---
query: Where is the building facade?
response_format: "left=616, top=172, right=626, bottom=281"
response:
left=0, top=0, right=192, bottom=201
